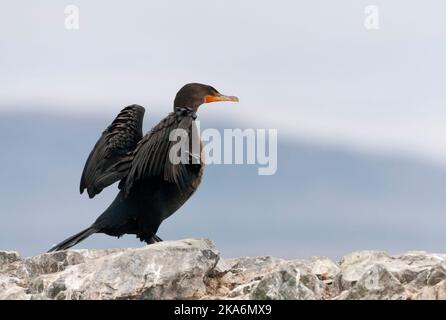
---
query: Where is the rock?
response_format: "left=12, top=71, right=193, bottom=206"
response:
left=0, top=239, right=219, bottom=300
left=206, top=255, right=325, bottom=299
left=0, top=251, right=21, bottom=267
left=250, top=265, right=317, bottom=300
left=303, top=256, right=340, bottom=281
left=2, top=241, right=446, bottom=299
left=335, top=250, right=391, bottom=291
left=340, top=264, right=405, bottom=300
left=334, top=250, right=446, bottom=299
left=413, top=280, right=446, bottom=300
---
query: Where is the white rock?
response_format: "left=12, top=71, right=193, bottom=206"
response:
left=413, top=279, right=446, bottom=300
left=3, top=243, right=446, bottom=300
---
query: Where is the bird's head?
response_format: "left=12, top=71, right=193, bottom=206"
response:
left=174, top=83, right=239, bottom=111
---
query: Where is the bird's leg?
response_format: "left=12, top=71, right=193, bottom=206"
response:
left=153, top=235, right=163, bottom=242
left=146, top=235, right=163, bottom=244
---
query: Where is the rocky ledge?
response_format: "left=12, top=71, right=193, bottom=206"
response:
left=1, top=238, right=446, bottom=300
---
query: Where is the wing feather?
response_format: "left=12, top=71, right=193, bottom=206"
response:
left=122, top=113, right=201, bottom=196
left=80, top=104, right=145, bottom=198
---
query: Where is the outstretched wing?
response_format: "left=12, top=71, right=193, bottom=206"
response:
left=121, top=113, right=202, bottom=196
left=80, top=104, right=145, bottom=198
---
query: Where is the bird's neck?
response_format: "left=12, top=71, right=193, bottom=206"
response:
left=174, top=106, right=197, bottom=120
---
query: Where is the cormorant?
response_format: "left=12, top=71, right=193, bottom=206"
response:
left=48, top=83, right=238, bottom=252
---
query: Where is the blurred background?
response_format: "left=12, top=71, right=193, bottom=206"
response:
left=1, top=1, right=446, bottom=259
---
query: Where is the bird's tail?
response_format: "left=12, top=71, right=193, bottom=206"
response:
left=47, top=226, right=98, bottom=252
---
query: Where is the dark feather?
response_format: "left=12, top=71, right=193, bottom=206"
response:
left=80, top=104, right=145, bottom=198
left=122, top=112, right=202, bottom=196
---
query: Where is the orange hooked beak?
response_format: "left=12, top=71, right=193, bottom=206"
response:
left=204, top=93, right=239, bottom=104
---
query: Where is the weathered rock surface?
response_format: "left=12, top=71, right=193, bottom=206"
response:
left=1, top=239, right=446, bottom=300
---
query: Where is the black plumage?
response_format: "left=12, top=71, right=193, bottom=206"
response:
left=80, top=105, right=145, bottom=198
left=48, top=83, right=238, bottom=252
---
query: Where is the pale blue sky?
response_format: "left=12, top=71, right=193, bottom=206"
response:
left=1, top=1, right=446, bottom=257
left=1, top=0, right=446, bottom=162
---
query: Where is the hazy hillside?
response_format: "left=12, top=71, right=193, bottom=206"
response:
left=1, top=112, right=446, bottom=258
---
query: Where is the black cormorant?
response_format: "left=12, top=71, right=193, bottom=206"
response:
left=48, top=83, right=238, bottom=251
